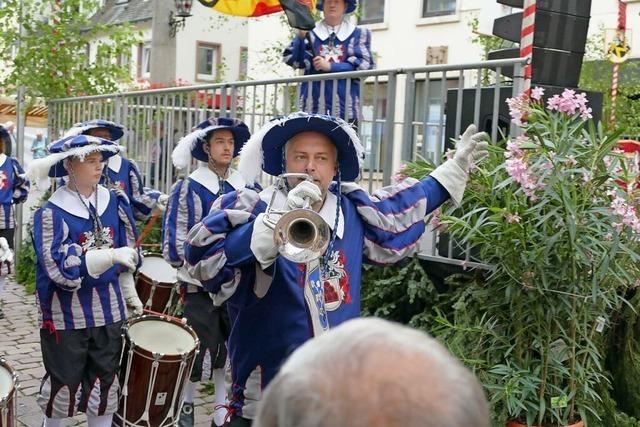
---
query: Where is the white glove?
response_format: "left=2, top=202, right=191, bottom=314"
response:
left=0, top=238, right=13, bottom=263
left=86, top=247, right=139, bottom=278
left=431, top=124, right=489, bottom=206
left=119, top=272, right=143, bottom=316
left=111, top=247, right=139, bottom=272
left=286, top=180, right=322, bottom=210
left=250, top=213, right=280, bottom=269
left=451, top=124, right=489, bottom=172
left=155, top=194, right=170, bottom=213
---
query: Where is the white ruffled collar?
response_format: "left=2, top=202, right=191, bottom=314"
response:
left=188, top=166, right=245, bottom=195
left=48, top=184, right=111, bottom=219
left=0, top=154, right=7, bottom=168
left=260, top=185, right=344, bottom=239
left=108, top=154, right=122, bottom=173
left=313, top=19, right=356, bottom=42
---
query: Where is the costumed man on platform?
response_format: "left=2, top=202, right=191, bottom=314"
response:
left=26, top=134, right=143, bottom=427
left=0, top=124, right=30, bottom=320
left=183, top=112, right=489, bottom=426
left=162, top=117, right=257, bottom=427
left=283, top=0, right=373, bottom=122
left=64, top=119, right=169, bottom=219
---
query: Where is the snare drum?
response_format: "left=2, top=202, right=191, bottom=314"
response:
left=136, top=254, right=179, bottom=314
left=0, top=359, right=18, bottom=427
left=114, top=315, right=199, bottom=427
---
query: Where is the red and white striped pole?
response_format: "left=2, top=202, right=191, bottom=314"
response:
left=519, top=0, right=537, bottom=96
left=610, top=0, right=627, bottom=126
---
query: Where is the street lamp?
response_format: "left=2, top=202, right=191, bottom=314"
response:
left=169, top=0, right=193, bottom=38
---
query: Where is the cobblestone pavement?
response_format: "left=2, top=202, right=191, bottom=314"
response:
left=1, top=280, right=217, bottom=427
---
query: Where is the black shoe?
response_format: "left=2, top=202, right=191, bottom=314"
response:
left=0, top=307, right=4, bottom=319
left=178, top=402, right=194, bottom=427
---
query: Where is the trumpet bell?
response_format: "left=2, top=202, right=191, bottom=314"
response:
left=273, top=208, right=330, bottom=263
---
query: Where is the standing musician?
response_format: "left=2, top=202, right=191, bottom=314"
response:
left=26, top=134, right=142, bottom=427
left=183, top=112, right=489, bottom=426
left=0, top=124, right=29, bottom=320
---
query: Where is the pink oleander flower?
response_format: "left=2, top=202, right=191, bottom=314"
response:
left=505, top=137, right=525, bottom=158
left=505, top=213, right=521, bottom=224
left=392, top=164, right=407, bottom=183
left=610, top=194, right=640, bottom=234
left=531, top=86, right=545, bottom=101
left=504, top=134, right=543, bottom=199
left=506, top=93, right=529, bottom=126
left=546, top=88, right=593, bottom=120
left=429, top=209, right=446, bottom=231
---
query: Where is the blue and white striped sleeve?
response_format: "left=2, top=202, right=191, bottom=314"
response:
left=11, top=158, right=29, bottom=204
left=345, top=28, right=374, bottom=71
left=342, top=176, right=449, bottom=265
left=162, top=178, right=198, bottom=268
left=128, top=160, right=161, bottom=221
left=115, top=190, right=142, bottom=270
left=32, top=208, right=84, bottom=291
left=184, top=189, right=265, bottom=293
left=283, top=35, right=313, bottom=71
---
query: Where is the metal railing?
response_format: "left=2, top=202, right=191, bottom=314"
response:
left=47, top=57, right=527, bottom=268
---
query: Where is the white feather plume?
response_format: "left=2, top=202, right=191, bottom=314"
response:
left=26, top=144, right=121, bottom=190
left=172, top=128, right=210, bottom=169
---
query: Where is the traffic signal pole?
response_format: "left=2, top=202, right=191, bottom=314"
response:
left=610, top=0, right=627, bottom=126
left=519, top=0, right=536, bottom=96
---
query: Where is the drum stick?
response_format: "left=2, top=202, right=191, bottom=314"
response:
left=136, top=211, right=161, bottom=248
left=142, top=308, right=186, bottom=324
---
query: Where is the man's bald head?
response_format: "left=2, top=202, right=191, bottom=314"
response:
left=255, top=317, right=489, bottom=427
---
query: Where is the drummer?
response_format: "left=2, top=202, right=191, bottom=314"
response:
left=27, top=135, right=142, bottom=427
left=162, top=117, right=257, bottom=427
left=64, top=119, right=169, bottom=219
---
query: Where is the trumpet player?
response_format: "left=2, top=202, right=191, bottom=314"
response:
left=184, top=112, right=489, bottom=427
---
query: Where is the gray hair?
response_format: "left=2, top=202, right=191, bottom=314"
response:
left=254, top=317, right=489, bottom=427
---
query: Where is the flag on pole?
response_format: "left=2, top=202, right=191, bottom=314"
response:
left=198, top=0, right=316, bottom=29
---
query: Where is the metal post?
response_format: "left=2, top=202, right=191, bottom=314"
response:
left=401, top=71, right=416, bottom=162
left=382, top=72, right=397, bottom=186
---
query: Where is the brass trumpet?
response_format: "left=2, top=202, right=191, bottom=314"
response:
left=262, top=173, right=330, bottom=263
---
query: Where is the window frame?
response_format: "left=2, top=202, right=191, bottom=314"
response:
left=239, top=46, right=248, bottom=80
left=357, top=0, right=386, bottom=25
left=421, top=0, right=457, bottom=18
left=195, top=41, right=222, bottom=83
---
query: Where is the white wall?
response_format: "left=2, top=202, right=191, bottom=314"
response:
left=88, top=21, right=152, bottom=88
left=175, top=2, right=249, bottom=84
left=246, top=13, right=296, bottom=79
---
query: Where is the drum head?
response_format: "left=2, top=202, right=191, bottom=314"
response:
left=0, top=363, right=14, bottom=399
left=128, top=319, right=197, bottom=355
left=139, top=256, right=177, bottom=283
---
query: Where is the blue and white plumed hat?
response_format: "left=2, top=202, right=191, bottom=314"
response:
left=26, top=135, right=121, bottom=188
left=172, top=117, right=251, bottom=169
left=317, top=0, right=357, bottom=14
left=238, top=112, right=364, bottom=183
left=63, top=119, right=125, bottom=141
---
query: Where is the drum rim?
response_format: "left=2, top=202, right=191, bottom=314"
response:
left=138, top=253, right=178, bottom=286
left=123, top=314, right=200, bottom=359
left=0, top=357, right=18, bottom=405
